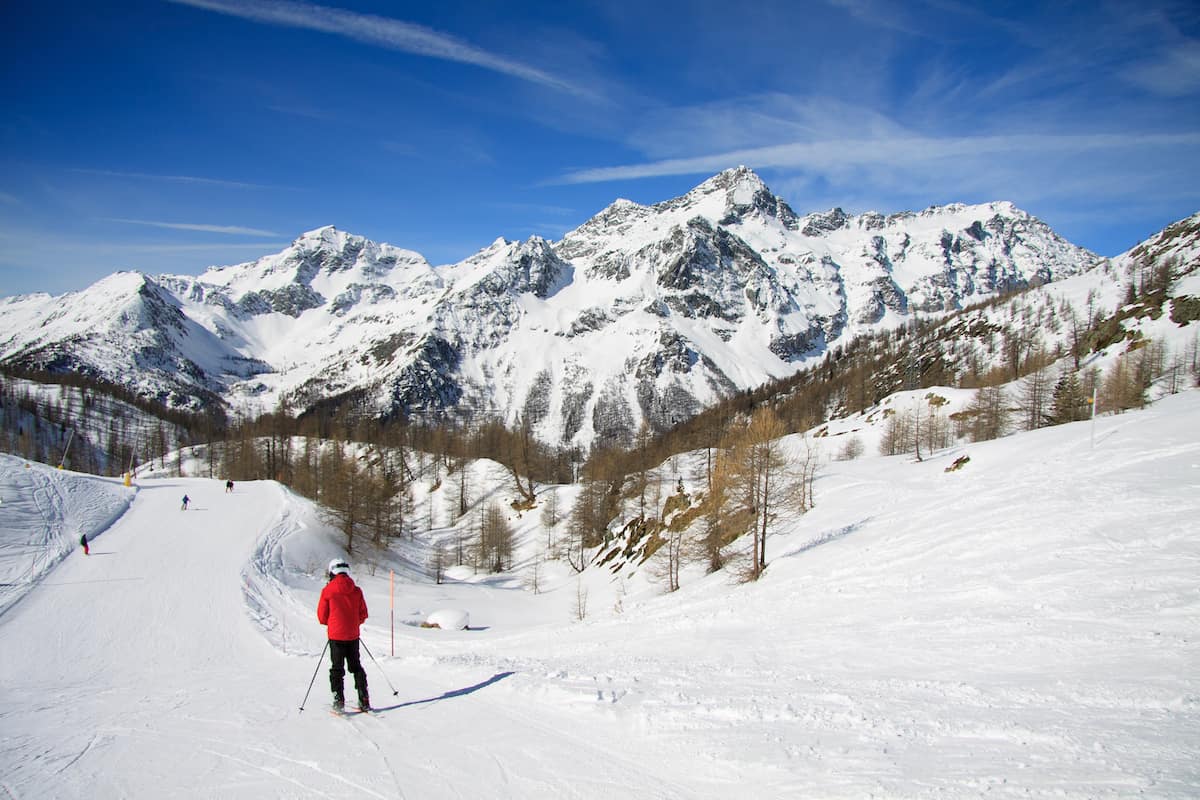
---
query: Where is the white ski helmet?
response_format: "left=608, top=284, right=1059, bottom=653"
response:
left=328, top=559, right=350, bottom=577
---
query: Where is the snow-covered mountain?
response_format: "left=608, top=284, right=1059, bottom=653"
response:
left=0, top=168, right=1122, bottom=447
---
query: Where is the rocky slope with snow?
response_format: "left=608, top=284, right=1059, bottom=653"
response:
left=0, top=168, right=1147, bottom=448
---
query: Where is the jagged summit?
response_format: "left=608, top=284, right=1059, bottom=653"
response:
left=645, top=166, right=794, bottom=227
left=295, top=224, right=341, bottom=241
left=688, top=165, right=769, bottom=196
left=800, top=207, right=849, bottom=235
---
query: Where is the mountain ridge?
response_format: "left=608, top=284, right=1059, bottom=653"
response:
left=2, top=167, right=1175, bottom=449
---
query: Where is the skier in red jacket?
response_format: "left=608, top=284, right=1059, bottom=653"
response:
left=317, top=559, right=370, bottom=711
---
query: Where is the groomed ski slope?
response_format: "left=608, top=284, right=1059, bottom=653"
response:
left=1, top=391, right=1199, bottom=799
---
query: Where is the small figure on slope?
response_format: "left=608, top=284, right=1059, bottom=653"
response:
left=225, top=480, right=234, bottom=493
left=181, top=494, right=190, bottom=511
left=317, top=559, right=370, bottom=712
left=80, top=533, right=89, bottom=556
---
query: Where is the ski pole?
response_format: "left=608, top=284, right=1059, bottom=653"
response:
left=359, top=640, right=400, bottom=697
left=298, top=640, right=330, bottom=713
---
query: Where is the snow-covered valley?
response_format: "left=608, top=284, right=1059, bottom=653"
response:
left=1, top=388, right=1197, bottom=798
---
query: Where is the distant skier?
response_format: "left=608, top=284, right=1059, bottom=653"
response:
left=181, top=494, right=190, bottom=511
left=80, top=533, right=89, bottom=556
left=225, top=480, right=234, bottom=493
left=317, top=559, right=370, bottom=712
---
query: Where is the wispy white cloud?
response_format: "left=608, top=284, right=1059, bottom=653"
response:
left=106, top=241, right=291, bottom=255
left=0, top=223, right=292, bottom=295
left=489, top=201, right=577, bottom=217
left=556, top=132, right=1200, bottom=185
left=1122, top=41, right=1200, bottom=96
left=624, top=95, right=907, bottom=161
left=105, top=218, right=282, bottom=236
left=264, top=103, right=339, bottom=122
left=823, top=0, right=933, bottom=37
left=552, top=118, right=1200, bottom=251
left=0, top=191, right=20, bottom=205
left=70, top=168, right=272, bottom=190
left=169, top=0, right=585, bottom=96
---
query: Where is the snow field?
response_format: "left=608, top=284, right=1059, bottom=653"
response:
left=0, top=389, right=1198, bottom=797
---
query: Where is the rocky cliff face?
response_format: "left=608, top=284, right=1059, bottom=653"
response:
left=0, top=168, right=1112, bottom=449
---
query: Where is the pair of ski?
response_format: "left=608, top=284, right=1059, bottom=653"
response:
left=330, top=705, right=375, bottom=718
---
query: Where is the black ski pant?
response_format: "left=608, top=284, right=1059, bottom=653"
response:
left=328, top=639, right=368, bottom=698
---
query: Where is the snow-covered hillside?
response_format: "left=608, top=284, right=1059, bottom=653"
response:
left=2, top=387, right=1197, bottom=798
left=0, top=168, right=1117, bottom=450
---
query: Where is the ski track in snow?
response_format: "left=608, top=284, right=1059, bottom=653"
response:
left=1, top=392, right=1200, bottom=797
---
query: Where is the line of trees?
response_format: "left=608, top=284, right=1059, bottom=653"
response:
left=4, top=251, right=1198, bottom=585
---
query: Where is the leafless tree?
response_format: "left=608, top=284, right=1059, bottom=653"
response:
left=452, top=455, right=471, bottom=518
left=836, top=435, right=864, bottom=461
left=318, top=443, right=367, bottom=554
left=957, top=385, right=1010, bottom=442
left=525, top=558, right=542, bottom=595
left=725, top=407, right=790, bottom=581
left=431, top=542, right=447, bottom=584
left=1101, top=352, right=1145, bottom=413
left=478, top=502, right=513, bottom=573
left=879, top=408, right=912, bottom=456
left=1018, top=367, right=1053, bottom=431
left=657, top=523, right=685, bottom=592
left=924, top=396, right=952, bottom=454
left=793, top=432, right=820, bottom=512
left=573, top=580, right=589, bottom=622
left=539, top=489, right=560, bottom=553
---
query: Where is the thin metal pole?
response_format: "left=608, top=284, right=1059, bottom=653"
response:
left=1090, top=387, right=1097, bottom=449
left=360, top=640, right=400, bottom=697
left=298, top=640, right=330, bottom=713
left=58, top=430, right=74, bottom=469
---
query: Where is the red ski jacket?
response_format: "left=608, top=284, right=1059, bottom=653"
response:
left=317, top=574, right=368, bottom=641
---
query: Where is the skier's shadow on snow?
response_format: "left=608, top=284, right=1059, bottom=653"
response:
left=373, top=671, right=515, bottom=713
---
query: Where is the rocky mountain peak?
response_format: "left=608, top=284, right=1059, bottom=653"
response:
left=459, top=235, right=570, bottom=300
left=245, top=225, right=431, bottom=290
left=667, top=166, right=796, bottom=227
left=801, top=207, right=849, bottom=236
left=288, top=225, right=362, bottom=256
left=692, top=165, right=768, bottom=196
left=1125, top=210, right=1200, bottom=273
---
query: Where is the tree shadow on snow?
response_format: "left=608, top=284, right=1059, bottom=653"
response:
left=778, top=518, right=871, bottom=559
left=371, top=671, right=516, bottom=713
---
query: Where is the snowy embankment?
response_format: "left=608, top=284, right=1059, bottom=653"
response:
left=1, top=391, right=1198, bottom=798
left=0, top=458, right=132, bottom=618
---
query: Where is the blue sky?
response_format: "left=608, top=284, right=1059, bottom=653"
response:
left=2, top=0, right=1199, bottom=296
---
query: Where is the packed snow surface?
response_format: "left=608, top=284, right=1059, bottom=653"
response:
left=1, top=392, right=1199, bottom=798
